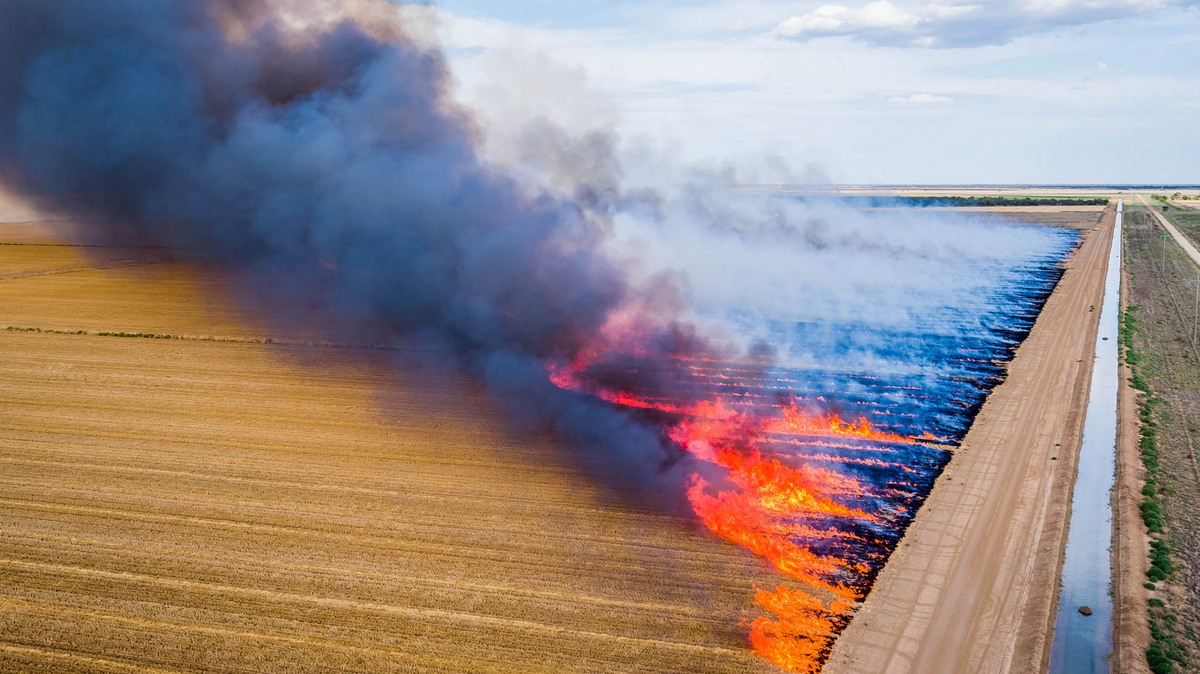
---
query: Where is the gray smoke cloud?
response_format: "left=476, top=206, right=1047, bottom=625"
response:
left=0, top=0, right=721, bottom=495
left=0, top=0, right=1078, bottom=503
left=608, top=190, right=1076, bottom=373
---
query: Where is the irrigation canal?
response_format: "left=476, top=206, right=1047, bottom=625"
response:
left=1048, top=200, right=1122, bottom=673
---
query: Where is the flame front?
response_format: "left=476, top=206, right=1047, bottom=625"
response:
left=548, top=355, right=927, bottom=672
left=674, top=400, right=879, bottom=672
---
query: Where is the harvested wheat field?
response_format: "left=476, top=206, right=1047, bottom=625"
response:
left=0, top=221, right=779, bottom=673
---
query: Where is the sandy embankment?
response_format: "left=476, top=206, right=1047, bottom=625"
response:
left=826, top=206, right=1116, bottom=673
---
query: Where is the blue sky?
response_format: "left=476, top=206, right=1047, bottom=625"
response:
left=424, top=1, right=1199, bottom=184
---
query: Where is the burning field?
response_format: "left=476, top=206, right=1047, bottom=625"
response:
left=0, top=2, right=1084, bottom=672
left=540, top=221, right=1077, bottom=671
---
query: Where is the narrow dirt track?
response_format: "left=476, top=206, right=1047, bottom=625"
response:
left=826, top=207, right=1115, bottom=674
left=1138, top=194, right=1200, bottom=270
left=1112, top=261, right=1152, bottom=674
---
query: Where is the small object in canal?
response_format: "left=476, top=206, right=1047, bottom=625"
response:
left=1078, top=606, right=1093, bottom=616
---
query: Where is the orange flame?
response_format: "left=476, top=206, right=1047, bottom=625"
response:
left=768, top=405, right=909, bottom=444
left=750, top=579, right=861, bottom=672
left=546, top=356, right=920, bottom=672
left=748, top=585, right=861, bottom=672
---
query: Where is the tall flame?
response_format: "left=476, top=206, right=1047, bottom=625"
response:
left=548, top=353, right=924, bottom=672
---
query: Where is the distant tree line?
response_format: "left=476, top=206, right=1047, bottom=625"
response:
left=1154, top=193, right=1198, bottom=204
left=896, top=196, right=1109, bottom=207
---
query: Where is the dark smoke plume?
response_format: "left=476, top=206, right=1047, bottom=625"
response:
left=0, top=0, right=719, bottom=492
left=0, top=6, right=1086, bottom=668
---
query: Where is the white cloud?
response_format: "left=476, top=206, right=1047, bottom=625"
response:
left=775, top=2, right=921, bottom=36
left=431, top=2, right=1200, bottom=183
left=887, top=93, right=953, bottom=103
left=1097, top=61, right=1110, bottom=70
left=773, top=0, right=1195, bottom=47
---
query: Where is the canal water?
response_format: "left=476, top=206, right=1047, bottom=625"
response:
left=1048, top=201, right=1122, bottom=673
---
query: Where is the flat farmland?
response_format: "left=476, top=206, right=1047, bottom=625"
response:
left=0, top=224, right=777, bottom=673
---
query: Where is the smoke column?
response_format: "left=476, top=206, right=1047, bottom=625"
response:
left=0, top=2, right=1080, bottom=671
left=0, top=0, right=720, bottom=490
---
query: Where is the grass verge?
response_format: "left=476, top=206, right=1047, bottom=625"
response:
left=1122, top=206, right=1200, bottom=672
left=1121, top=306, right=1182, bottom=673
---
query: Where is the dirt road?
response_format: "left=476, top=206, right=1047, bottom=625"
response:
left=1138, top=194, right=1200, bottom=270
left=826, top=207, right=1116, bottom=673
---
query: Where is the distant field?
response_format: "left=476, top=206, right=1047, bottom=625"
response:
left=739, top=185, right=1134, bottom=199
left=0, top=225, right=778, bottom=673
left=869, top=208, right=1105, bottom=228
left=879, top=196, right=1108, bottom=206
left=968, top=209, right=1105, bottom=228
left=839, top=186, right=1199, bottom=199
left=733, top=186, right=1117, bottom=220
left=1161, top=209, right=1200, bottom=253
